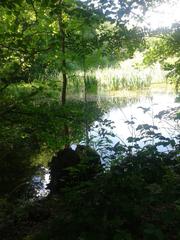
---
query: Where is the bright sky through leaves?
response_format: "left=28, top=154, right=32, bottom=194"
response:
left=143, top=0, right=180, bottom=29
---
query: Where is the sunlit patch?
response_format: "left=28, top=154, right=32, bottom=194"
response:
left=88, top=88, right=179, bottom=157
left=143, top=0, right=180, bottom=29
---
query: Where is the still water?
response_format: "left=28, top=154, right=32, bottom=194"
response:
left=35, top=86, right=179, bottom=197
left=91, top=88, right=179, bottom=150
left=1, top=85, right=179, bottom=199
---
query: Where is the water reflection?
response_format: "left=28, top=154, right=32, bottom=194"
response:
left=106, top=92, right=179, bottom=144
left=1, top=86, right=179, bottom=199
left=88, top=89, right=179, bottom=156
left=0, top=100, right=104, bottom=199
left=31, top=167, right=50, bottom=198
left=0, top=140, right=39, bottom=199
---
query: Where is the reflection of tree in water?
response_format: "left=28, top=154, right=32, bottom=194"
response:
left=49, top=94, right=149, bottom=189
left=0, top=137, right=39, bottom=199
left=69, top=89, right=153, bottom=109
left=0, top=98, right=104, bottom=200
left=96, top=94, right=152, bottom=110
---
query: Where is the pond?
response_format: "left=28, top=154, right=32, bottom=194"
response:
left=1, top=84, right=179, bottom=199
left=88, top=86, right=179, bottom=152
left=33, top=85, right=179, bottom=197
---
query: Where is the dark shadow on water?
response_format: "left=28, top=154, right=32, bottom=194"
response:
left=0, top=138, right=40, bottom=200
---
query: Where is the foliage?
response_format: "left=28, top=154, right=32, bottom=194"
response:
left=0, top=1, right=54, bottom=82
left=48, top=145, right=102, bottom=194
left=86, top=60, right=164, bottom=91
left=0, top=0, right=150, bottom=87
left=1, top=142, right=179, bottom=240
left=0, top=79, right=104, bottom=201
left=143, top=24, right=180, bottom=90
left=0, top=0, right=179, bottom=239
left=0, top=93, right=179, bottom=239
left=64, top=56, right=166, bottom=93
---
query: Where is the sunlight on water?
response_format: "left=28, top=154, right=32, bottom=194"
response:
left=89, top=88, right=179, bottom=153
left=107, top=93, right=179, bottom=143
left=36, top=88, right=179, bottom=197
left=32, top=167, right=50, bottom=198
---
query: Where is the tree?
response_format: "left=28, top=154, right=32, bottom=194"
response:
left=0, top=0, right=56, bottom=84
left=143, top=23, right=180, bottom=90
left=0, top=0, right=160, bottom=102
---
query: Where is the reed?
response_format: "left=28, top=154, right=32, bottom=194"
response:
left=69, top=61, right=166, bottom=93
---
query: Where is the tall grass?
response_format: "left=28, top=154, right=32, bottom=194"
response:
left=37, top=54, right=167, bottom=94
left=87, top=61, right=166, bottom=92
left=68, top=56, right=167, bottom=93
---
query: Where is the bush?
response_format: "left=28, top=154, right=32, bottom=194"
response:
left=29, top=146, right=180, bottom=240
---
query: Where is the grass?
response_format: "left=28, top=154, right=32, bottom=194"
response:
left=66, top=54, right=167, bottom=93
left=13, top=54, right=168, bottom=99
left=87, top=60, right=166, bottom=92
left=32, top=52, right=168, bottom=95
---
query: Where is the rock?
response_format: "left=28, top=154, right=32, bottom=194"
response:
left=75, top=145, right=101, bottom=178
left=48, top=145, right=101, bottom=194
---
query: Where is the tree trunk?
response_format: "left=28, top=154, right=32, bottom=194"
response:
left=58, top=6, right=67, bottom=105
left=58, top=4, right=69, bottom=147
left=83, top=56, right=89, bottom=146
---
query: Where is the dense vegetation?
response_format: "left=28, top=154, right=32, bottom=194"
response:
left=0, top=0, right=180, bottom=239
left=1, top=140, right=180, bottom=240
left=144, top=23, right=180, bottom=90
